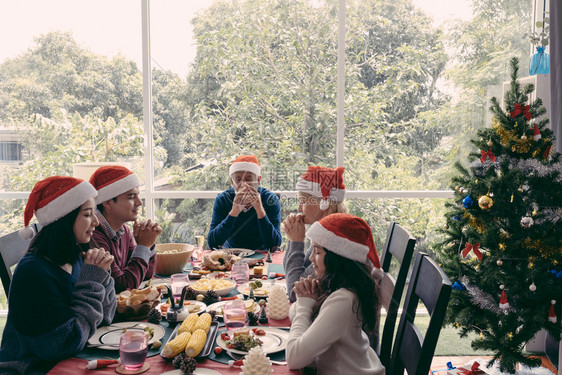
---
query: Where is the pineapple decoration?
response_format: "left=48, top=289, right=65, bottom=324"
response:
left=240, top=347, right=273, bottom=375
left=266, top=285, right=289, bottom=320
left=438, top=58, right=562, bottom=373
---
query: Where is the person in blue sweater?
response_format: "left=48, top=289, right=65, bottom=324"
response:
left=0, top=176, right=116, bottom=374
left=207, top=155, right=282, bottom=251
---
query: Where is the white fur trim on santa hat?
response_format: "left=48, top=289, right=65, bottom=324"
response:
left=306, top=221, right=369, bottom=262
left=229, top=161, right=261, bottom=177
left=35, top=181, right=97, bottom=226
left=95, top=173, right=140, bottom=204
left=295, top=178, right=346, bottom=202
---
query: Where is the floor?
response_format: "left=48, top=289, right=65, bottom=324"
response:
left=430, top=356, right=558, bottom=374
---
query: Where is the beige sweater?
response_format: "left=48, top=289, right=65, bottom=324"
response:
left=287, top=288, right=385, bottom=374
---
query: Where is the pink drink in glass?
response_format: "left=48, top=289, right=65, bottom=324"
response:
left=223, top=300, right=246, bottom=330
left=170, top=273, right=190, bottom=299
left=119, top=331, right=148, bottom=370
left=231, top=262, right=250, bottom=284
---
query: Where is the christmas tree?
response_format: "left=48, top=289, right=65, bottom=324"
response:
left=438, top=58, right=562, bottom=373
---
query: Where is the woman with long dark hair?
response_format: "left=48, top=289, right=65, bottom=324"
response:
left=286, top=213, right=385, bottom=374
left=0, top=176, right=116, bottom=374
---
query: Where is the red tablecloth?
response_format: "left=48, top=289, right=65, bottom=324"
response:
left=49, top=250, right=297, bottom=374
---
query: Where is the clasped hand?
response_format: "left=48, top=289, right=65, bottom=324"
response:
left=83, top=248, right=114, bottom=271
left=282, top=213, right=305, bottom=242
left=293, top=275, right=319, bottom=300
left=133, top=219, right=162, bottom=248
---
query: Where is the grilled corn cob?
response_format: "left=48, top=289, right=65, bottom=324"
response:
left=161, top=331, right=191, bottom=358
left=193, top=312, right=212, bottom=333
left=178, top=313, right=199, bottom=334
left=185, top=328, right=207, bottom=357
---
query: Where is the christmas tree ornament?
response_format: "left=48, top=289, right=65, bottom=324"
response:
left=258, top=299, right=268, bottom=324
left=499, top=243, right=506, bottom=250
left=521, top=134, right=528, bottom=140
left=499, top=285, right=509, bottom=310
left=543, top=145, right=552, bottom=159
left=489, top=192, right=493, bottom=197
left=533, top=124, right=541, bottom=141
left=462, top=242, right=483, bottom=260
left=462, top=226, right=469, bottom=236
left=480, top=149, right=496, bottom=163
left=452, top=281, right=466, bottom=291
left=478, top=195, right=494, bottom=210
left=510, top=102, right=531, bottom=120
left=497, top=259, right=503, bottom=266
left=459, top=186, right=465, bottom=193
left=487, top=139, right=493, bottom=147
left=529, top=283, right=536, bottom=291
left=518, top=186, right=524, bottom=193
left=462, top=195, right=475, bottom=208
left=510, top=193, right=514, bottom=203
left=548, top=301, right=557, bottom=323
left=520, top=216, right=534, bottom=227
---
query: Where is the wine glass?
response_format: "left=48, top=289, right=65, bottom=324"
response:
left=170, top=273, right=190, bottom=300
left=223, top=300, right=246, bottom=330
left=119, top=331, right=148, bottom=371
left=231, top=262, right=250, bottom=285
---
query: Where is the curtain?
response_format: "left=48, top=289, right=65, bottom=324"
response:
left=551, top=0, right=561, bottom=154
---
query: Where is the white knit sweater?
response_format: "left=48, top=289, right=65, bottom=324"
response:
left=286, top=288, right=385, bottom=375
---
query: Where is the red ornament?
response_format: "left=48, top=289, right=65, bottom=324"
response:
left=480, top=149, right=496, bottom=163
left=462, top=242, right=483, bottom=260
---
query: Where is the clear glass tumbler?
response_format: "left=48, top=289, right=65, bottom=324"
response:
left=119, top=330, right=148, bottom=371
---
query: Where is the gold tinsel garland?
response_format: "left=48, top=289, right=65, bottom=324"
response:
left=492, top=118, right=517, bottom=146
left=521, top=237, right=562, bottom=259
left=464, top=212, right=486, bottom=233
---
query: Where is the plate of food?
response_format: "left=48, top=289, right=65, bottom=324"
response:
left=161, top=320, right=218, bottom=359
left=158, top=300, right=207, bottom=317
left=206, top=299, right=260, bottom=318
left=88, top=322, right=165, bottom=350
left=216, top=326, right=288, bottom=355
left=224, top=248, right=255, bottom=257
left=237, top=280, right=286, bottom=298
left=190, top=277, right=237, bottom=296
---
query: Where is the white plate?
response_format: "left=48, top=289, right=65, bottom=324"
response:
left=206, top=300, right=260, bottom=317
left=216, top=326, right=289, bottom=355
left=87, top=322, right=165, bottom=350
left=191, top=278, right=237, bottom=296
left=160, top=369, right=221, bottom=375
left=158, top=300, right=207, bottom=316
left=237, top=280, right=287, bottom=298
left=225, top=248, right=255, bottom=257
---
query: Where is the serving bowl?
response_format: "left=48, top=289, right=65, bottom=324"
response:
left=190, top=277, right=237, bottom=296
left=154, top=243, right=195, bottom=276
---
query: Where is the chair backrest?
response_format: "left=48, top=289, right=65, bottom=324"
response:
left=387, top=252, right=452, bottom=375
left=0, top=223, right=41, bottom=296
left=375, top=221, right=416, bottom=367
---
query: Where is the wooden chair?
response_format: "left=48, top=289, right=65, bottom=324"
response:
left=387, top=252, right=452, bottom=375
left=372, top=221, right=416, bottom=368
left=0, top=223, right=41, bottom=296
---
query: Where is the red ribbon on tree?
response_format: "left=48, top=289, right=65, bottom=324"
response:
left=510, top=103, right=531, bottom=120
left=480, top=149, right=496, bottom=163
left=462, top=242, right=483, bottom=260
left=459, top=362, right=483, bottom=375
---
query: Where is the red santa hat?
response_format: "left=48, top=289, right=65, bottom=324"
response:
left=19, top=176, right=97, bottom=239
left=306, top=213, right=381, bottom=269
left=296, top=166, right=346, bottom=210
left=499, top=285, right=509, bottom=309
left=228, top=155, right=261, bottom=177
left=89, top=165, right=140, bottom=205
left=533, top=124, right=541, bottom=141
left=549, top=300, right=557, bottom=323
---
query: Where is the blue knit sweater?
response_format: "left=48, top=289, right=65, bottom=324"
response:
left=0, top=253, right=116, bottom=374
left=207, top=187, right=282, bottom=250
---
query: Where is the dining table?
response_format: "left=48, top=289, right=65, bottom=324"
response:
left=48, top=249, right=300, bottom=375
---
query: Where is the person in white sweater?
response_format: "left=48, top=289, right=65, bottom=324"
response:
left=286, top=213, right=385, bottom=375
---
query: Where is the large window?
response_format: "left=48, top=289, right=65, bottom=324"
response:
left=0, top=0, right=535, bottom=309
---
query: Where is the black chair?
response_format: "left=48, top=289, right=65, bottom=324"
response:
left=0, top=223, right=41, bottom=296
left=387, top=252, right=452, bottom=375
left=372, top=222, right=416, bottom=367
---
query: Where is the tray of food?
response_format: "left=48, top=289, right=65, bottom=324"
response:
left=160, top=312, right=218, bottom=359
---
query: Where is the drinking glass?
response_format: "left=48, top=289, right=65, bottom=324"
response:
left=170, top=273, right=190, bottom=299
left=193, top=228, right=206, bottom=262
left=119, top=331, right=148, bottom=371
left=223, top=300, right=246, bottom=330
left=231, top=262, right=250, bottom=284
